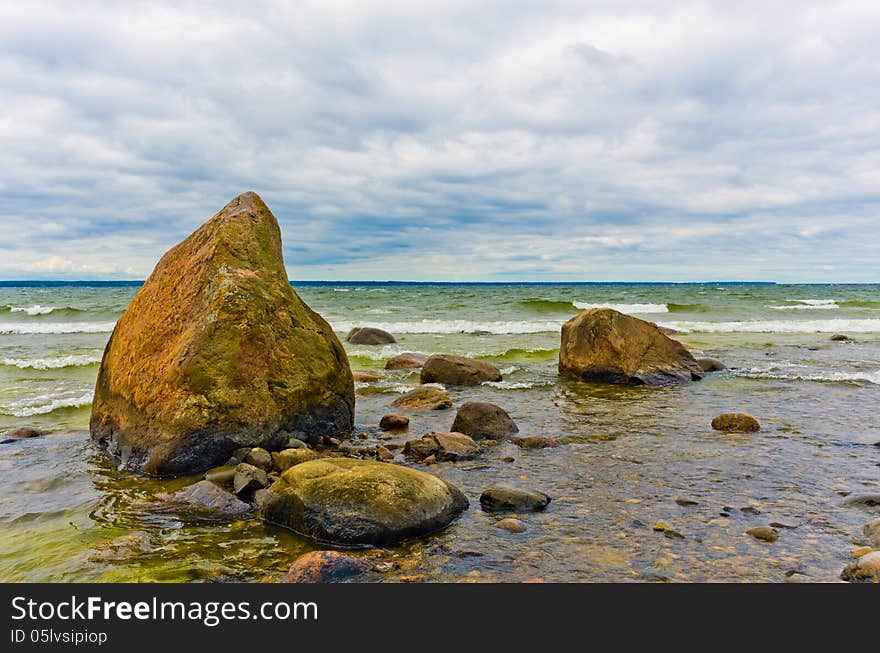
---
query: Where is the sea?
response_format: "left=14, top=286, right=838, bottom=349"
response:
left=1, top=281, right=878, bottom=582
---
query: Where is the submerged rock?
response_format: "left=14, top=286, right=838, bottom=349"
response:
left=352, top=371, right=383, bottom=382
left=712, top=413, right=761, bottom=432
left=863, top=519, right=880, bottom=547
left=841, top=551, right=880, bottom=582
left=90, top=192, right=354, bottom=476
left=346, top=327, right=396, bottom=345
left=450, top=402, right=518, bottom=440
left=558, top=308, right=703, bottom=385
left=495, top=518, right=526, bottom=533
left=844, top=494, right=880, bottom=512
left=385, top=352, right=429, bottom=370
left=746, top=526, right=779, bottom=543
left=286, top=550, right=372, bottom=583
left=480, top=484, right=551, bottom=513
left=829, top=334, right=850, bottom=342
left=390, top=386, right=452, bottom=411
left=403, top=432, right=481, bottom=462
left=420, top=355, right=502, bottom=386
left=261, top=458, right=468, bottom=546
left=379, top=413, right=410, bottom=431
left=5, top=426, right=46, bottom=439
left=157, top=480, right=251, bottom=517
left=697, top=358, right=727, bottom=372
left=512, top=436, right=560, bottom=450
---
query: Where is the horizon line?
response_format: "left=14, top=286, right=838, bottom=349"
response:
left=1, top=279, right=878, bottom=286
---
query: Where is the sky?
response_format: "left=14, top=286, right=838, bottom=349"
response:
left=1, top=1, right=878, bottom=282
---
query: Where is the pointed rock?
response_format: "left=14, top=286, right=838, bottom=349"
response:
left=90, top=192, right=354, bottom=476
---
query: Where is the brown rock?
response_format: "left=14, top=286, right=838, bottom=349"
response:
left=379, top=413, right=410, bottom=431
left=403, top=432, right=480, bottom=462
left=697, top=358, right=726, bottom=372
left=245, top=447, right=272, bottom=471
left=841, top=551, right=880, bottom=582
left=204, top=465, right=236, bottom=486
left=829, top=334, right=850, bottom=342
left=712, top=413, right=761, bottom=432
left=420, top=355, right=502, bottom=386
left=746, top=526, right=779, bottom=542
left=390, top=386, right=452, bottom=411
left=287, top=550, right=372, bottom=583
left=480, top=485, right=551, bottom=512
left=376, top=445, right=395, bottom=461
left=271, top=448, right=318, bottom=472
left=385, top=352, right=429, bottom=370
left=5, top=426, right=45, bottom=439
left=450, top=402, right=518, bottom=440
left=512, top=436, right=560, bottom=450
left=495, top=518, right=526, bottom=533
left=863, top=519, right=880, bottom=547
left=352, top=371, right=383, bottom=382
left=346, top=327, right=396, bottom=345
left=558, top=308, right=703, bottom=385
left=89, top=192, right=354, bottom=476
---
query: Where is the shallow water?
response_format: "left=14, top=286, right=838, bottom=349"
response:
left=1, top=282, right=878, bottom=582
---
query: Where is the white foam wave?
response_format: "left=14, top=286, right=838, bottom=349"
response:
left=1, top=391, right=93, bottom=417
left=770, top=302, right=839, bottom=310
left=9, top=305, right=56, bottom=315
left=336, top=320, right=561, bottom=335
left=0, top=321, right=116, bottom=335
left=791, top=299, right=839, bottom=305
left=573, top=302, right=668, bottom=314
left=481, top=380, right=547, bottom=390
left=733, top=366, right=880, bottom=385
left=664, top=319, right=880, bottom=334
left=1, top=355, right=102, bottom=370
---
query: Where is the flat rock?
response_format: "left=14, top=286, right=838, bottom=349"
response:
left=746, top=526, right=779, bottom=542
left=420, top=355, right=502, bottom=386
left=712, top=413, right=761, bottom=432
left=89, top=192, right=354, bottom=476
left=403, top=432, right=480, bottom=462
left=287, top=550, right=372, bottom=583
left=261, top=458, right=468, bottom=546
left=157, top=480, right=251, bottom=517
left=346, top=327, right=396, bottom=345
left=352, top=371, right=383, bottom=382
left=385, top=352, right=429, bottom=370
left=480, top=484, right=551, bottom=513
left=379, top=413, right=410, bottom=431
left=450, top=401, right=518, bottom=439
left=5, top=427, right=46, bottom=439
left=558, top=308, right=703, bottom=385
left=390, top=386, right=452, bottom=411
left=271, top=448, right=318, bottom=472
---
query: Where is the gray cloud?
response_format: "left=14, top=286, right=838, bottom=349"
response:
left=0, top=0, right=878, bottom=281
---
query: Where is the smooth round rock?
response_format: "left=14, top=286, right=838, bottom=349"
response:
left=746, top=526, right=779, bottom=542
left=450, top=402, right=519, bottom=440
left=697, top=358, right=726, bottom=372
left=346, top=327, right=396, bottom=345
left=420, top=355, right=502, bottom=386
left=495, top=518, right=526, bottom=533
left=712, top=413, right=761, bottom=432
left=480, top=484, right=551, bottom=513
left=261, top=458, right=469, bottom=546
left=379, top=413, right=410, bottom=431
left=390, top=386, right=452, bottom=411
left=287, top=550, right=372, bottom=583
left=245, top=447, right=273, bottom=471
left=841, top=551, right=880, bottom=582
left=385, top=352, right=429, bottom=370
left=271, top=448, right=318, bottom=472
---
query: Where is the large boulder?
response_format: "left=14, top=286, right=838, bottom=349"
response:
left=558, top=308, right=703, bottom=385
left=346, top=327, right=396, bottom=345
left=90, top=193, right=354, bottom=476
left=450, top=402, right=518, bottom=440
left=261, top=458, right=468, bottom=546
left=420, top=355, right=502, bottom=386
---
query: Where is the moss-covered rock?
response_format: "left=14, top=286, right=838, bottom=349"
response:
left=90, top=192, right=354, bottom=476
left=261, top=458, right=468, bottom=546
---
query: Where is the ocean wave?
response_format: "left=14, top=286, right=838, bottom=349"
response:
left=335, top=320, right=562, bottom=335
left=517, top=298, right=578, bottom=313
left=732, top=366, right=880, bottom=385
left=667, top=303, right=711, bottom=313
left=2, top=305, right=84, bottom=316
left=0, top=321, right=116, bottom=335
left=0, top=392, right=93, bottom=417
left=790, top=299, right=839, bottom=305
left=664, top=319, right=880, bottom=334
left=573, top=302, right=669, bottom=314
left=1, top=355, right=102, bottom=370
left=770, top=303, right=839, bottom=310
left=480, top=380, right=550, bottom=390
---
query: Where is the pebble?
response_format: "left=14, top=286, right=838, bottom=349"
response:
left=245, top=447, right=273, bottom=471
left=852, top=546, right=873, bottom=558
left=376, top=445, right=395, bottom=461
left=495, top=518, right=526, bottom=533
left=746, top=526, right=779, bottom=543
left=675, top=498, right=699, bottom=506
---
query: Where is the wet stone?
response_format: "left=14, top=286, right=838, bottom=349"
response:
left=746, top=526, right=779, bottom=543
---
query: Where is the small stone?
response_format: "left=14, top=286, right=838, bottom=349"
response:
left=379, top=413, right=410, bottom=431
left=353, top=371, right=383, bottom=382
left=272, top=448, right=318, bottom=472
left=384, top=352, right=429, bottom=370
left=480, top=485, right=551, bottom=513
left=844, top=494, right=880, bottom=512
left=403, top=432, right=481, bottom=462
left=829, top=334, right=850, bottom=341
left=495, top=518, right=526, bottom=533
left=390, top=386, right=453, bottom=411
left=740, top=506, right=761, bottom=515
left=228, top=447, right=252, bottom=466
left=287, top=551, right=372, bottom=583
left=664, top=529, right=685, bottom=540
left=712, top=413, right=761, bottom=432
left=253, top=489, right=269, bottom=509
left=863, top=519, right=880, bottom=547
left=422, top=455, right=436, bottom=465
left=233, top=463, right=270, bottom=497
left=675, top=498, right=699, bottom=506
left=841, top=551, right=880, bottom=582
left=6, top=426, right=46, bottom=439
left=696, top=358, right=726, bottom=372
left=769, top=522, right=798, bottom=530
left=376, top=445, right=395, bottom=461
left=501, top=456, right=515, bottom=463
left=852, top=546, right=874, bottom=558
left=285, top=437, right=307, bottom=449
left=157, top=480, right=251, bottom=517
left=746, top=526, right=779, bottom=542
left=653, top=522, right=672, bottom=532
left=245, top=447, right=273, bottom=471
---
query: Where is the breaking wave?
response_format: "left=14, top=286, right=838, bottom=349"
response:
left=0, top=322, right=116, bottom=335
left=1, top=355, right=102, bottom=370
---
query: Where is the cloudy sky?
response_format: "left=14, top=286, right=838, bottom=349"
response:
left=1, top=1, right=878, bottom=282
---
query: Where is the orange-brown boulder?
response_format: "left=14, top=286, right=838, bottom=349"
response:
left=90, top=192, right=354, bottom=476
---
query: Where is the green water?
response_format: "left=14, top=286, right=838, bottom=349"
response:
left=1, top=282, right=878, bottom=582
